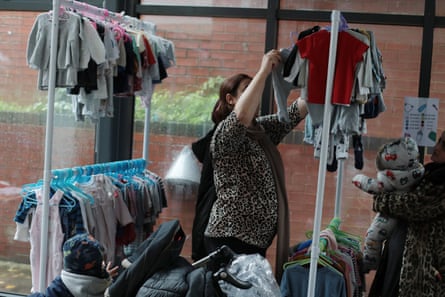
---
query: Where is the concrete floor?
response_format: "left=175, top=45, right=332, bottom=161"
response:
left=0, top=261, right=31, bottom=295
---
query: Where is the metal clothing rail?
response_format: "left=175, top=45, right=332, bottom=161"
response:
left=306, top=10, right=341, bottom=297
left=38, top=0, right=61, bottom=291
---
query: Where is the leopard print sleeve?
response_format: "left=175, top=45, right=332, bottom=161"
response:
left=257, top=99, right=304, bottom=145
left=373, top=178, right=445, bottom=222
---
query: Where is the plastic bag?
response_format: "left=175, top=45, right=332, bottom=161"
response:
left=219, top=254, right=281, bottom=297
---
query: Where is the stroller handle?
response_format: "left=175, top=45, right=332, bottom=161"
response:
left=192, top=245, right=253, bottom=290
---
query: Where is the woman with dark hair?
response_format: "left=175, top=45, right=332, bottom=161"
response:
left=203, top=50, right=307, bottom=280
left=212, top=73, right=253, bottom=125
left=191, top=73, right=252, bottom=262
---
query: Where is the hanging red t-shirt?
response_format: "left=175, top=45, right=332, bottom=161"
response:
left=297, top=29, right=369, bottom=105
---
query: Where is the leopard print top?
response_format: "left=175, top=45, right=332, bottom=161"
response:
left=205, top=99, right=304, bottom=248
left=373, top=162, right=445, bottom=297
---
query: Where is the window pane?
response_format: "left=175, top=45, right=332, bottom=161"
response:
left=437, top=0, right=445, bottom=16
left=133, top=15, right=267, bottom=260
left=141, top=0, right=268, bottom=8
left=134, top=15, right=267, bottom=170
left=0, top=11, right=95, bottom=294
left=280, top=0, right=425, bottom=15
left=139, top=16, right=266, bottom=96
left=430, top=28, right=445, bottom=132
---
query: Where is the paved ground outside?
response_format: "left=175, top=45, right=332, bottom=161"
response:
left=0, top=260, right=31, bottom=295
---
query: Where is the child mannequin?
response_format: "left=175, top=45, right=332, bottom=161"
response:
left=352, top=137, right=424, bottom=271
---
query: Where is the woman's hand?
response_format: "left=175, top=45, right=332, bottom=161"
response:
left=234, top=49, right=282, bottom=126
left=259, top=49, right=282, bottom=76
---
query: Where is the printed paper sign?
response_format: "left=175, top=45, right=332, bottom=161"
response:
left=403, top=96, right=439, bottom=147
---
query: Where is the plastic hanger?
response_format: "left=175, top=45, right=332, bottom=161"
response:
left=282, top=251, right=343, bottom=276
left=51, top=168, right=95, bottom=205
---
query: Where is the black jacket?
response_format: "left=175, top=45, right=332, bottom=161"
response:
left=191, top=128, right=217, bottom=261
left=136, top=258, right=219, bottom=297
left=136, top=257, right=192, bottom=297
left=107, top=220, right=186, bottom=297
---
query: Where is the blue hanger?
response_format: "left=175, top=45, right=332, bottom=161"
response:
left=51, top=168, right=95, bottom=205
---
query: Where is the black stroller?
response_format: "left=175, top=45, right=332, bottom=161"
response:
left=188, top=244, right=253, bottom=296
left=106, top=219, right=260, bottom=297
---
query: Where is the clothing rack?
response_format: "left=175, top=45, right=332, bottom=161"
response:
left=20, top=157, right=164, bottom=292
left=37, top=0, right=156, bottom=291
left=59, top=0, right=156, bottom=161
left=307, top=10, right=341, bottom=297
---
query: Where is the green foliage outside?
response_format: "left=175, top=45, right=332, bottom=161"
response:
left=135, top=76, right=223, bottom=124
left=0, top=96, right=70, bottom=114
left=0, top=76, right=224, bottom=125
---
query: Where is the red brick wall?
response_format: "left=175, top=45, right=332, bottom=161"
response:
left=0, top=121, right=96, bottom=262
left=0, top=12, right=42, bottom=105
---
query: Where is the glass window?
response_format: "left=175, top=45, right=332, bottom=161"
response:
left=133, top=15, right=267, bottom=261
left=141, top=0, right=268, bottom=8
left=0, top=10, right=96, bottom=295
left=362, top=24, right=422, bottom=138
left=437, top=0, right=445, bottom=16
left=280, top=0, right=425, bottom=15
left=429, top=28, right=445, bottom=133
left=136, top=15, right=267, bottom=124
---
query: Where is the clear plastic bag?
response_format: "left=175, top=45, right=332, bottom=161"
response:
left=219, top=254, right=281, bottom=297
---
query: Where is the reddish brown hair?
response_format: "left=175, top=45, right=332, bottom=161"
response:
left=211, top=73, right=252, bottom=125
